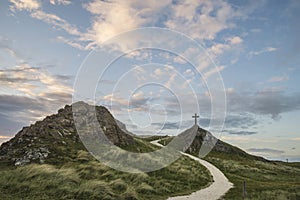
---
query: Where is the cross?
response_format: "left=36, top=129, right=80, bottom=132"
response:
left=192, top=113, right=199, bottom=125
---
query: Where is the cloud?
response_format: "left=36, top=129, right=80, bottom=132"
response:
left=251, top=28, right=261, bottom=33
left=247, top=148, right=285, bottom=155
left=82, top=0, right=148, bottom=44
left=209, top=36, right=242, bottom=56
left=0, top=112, right=24, bottom=136
left=9, top=0, right=254, bottom=53
left=162, top=89, right=300, bottom=133
left=0, top=64, right=73, bottom=97
left=225, top=114, right=259, bottom=129
left=151, top=120, right=192, bottom=130
left=210, top=43, right=230, bottom=55
left=165, top=1, right=241, bottom=41
left=10, top=0, right=41, bottom=11
left=0, top=136, right=11, bottom=139
left=9, top=1, right=81, bottom=48
left=0, top=37, right=23, bottom=60
left=56, top=36, right=86, bottom=50
left=227, top=36, right=243, bottom=45
left=0, top=93, right=72, bottom=134
left=0, top=62, right=73, bottom=136
left=183, top=69, right=194, bottom=77
left=155, top=88, right=300, bottom=127
left=49, top=0, right=71, bottom=5
left=151, top=122, right=179, bottom=130
left=227, top=90, right=300, bottom=120
left=101, top=91, right=154, bottom=113
left=220, top=135, right=278, bottom=144
left=226, top=130, right=257, bottom=135
left=248, top=46, right=278, bottom=58
left=0, top=135, right=12, bottom=145
left=98, top=79, right=116, bottom=85
left=268, top=75, right=289, bottom=83
left=0, top=95, right=45, bottom=113
left=203, top=65, right=225, bottom=79
left=174, top=56, right=187, bottom=64
left=31, top=10, right=80, bottom=36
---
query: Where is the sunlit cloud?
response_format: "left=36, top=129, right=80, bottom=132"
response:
left=10, top=0, right=41, bottom=11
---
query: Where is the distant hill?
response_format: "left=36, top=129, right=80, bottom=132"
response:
left=186, top=126, right=267, bottom=161
left=160, top=125, right=267, bottom=162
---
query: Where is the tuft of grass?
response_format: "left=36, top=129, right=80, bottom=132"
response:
left=204, top=151, right=300, bottom=199
left=136, top=182, right=155, bottom=195
left=0, top=152, right=212, bottom=200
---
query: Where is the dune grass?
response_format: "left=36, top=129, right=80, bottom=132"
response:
left=157, top=136, right=300, bottom=199
left=0, top=149, right=212, bottom=200
left=204, top=151, right=300, bottom=200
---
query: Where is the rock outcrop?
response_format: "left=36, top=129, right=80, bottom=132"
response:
left=179, top=125, right=267, bottom=161
left=0, top=101, right=135, bottom=166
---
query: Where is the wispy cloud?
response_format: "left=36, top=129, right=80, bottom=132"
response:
left=30, top=10, right=81, bottom=36
left=0, top=36, right=22, bottom=59
left=248, top=46, right=278, bottom=58
left=0, top=63, right=73, bottom=97
left=220, top=135, right=278, bottom=144
left=247, top=148, right=285, bottom=155
left=225, top=130, right=257, bottom=135
left=203, top=65, right=226, bottom=79
left=49, top=0, right=71, bottom=6
left=267, top=75, right=289, bottom=83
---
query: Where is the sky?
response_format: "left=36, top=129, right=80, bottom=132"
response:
left=0, top=0, right=300, bottom=161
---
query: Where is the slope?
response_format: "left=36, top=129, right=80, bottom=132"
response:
left=159, top=126, right=300, bottom=199
left=0, top=102, right=213, bottom=200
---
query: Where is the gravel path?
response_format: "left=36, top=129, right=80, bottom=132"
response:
left=151, top=139, right=233, bottom=200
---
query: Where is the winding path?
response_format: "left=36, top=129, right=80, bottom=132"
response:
left=151, top=139, right=233, bottom=200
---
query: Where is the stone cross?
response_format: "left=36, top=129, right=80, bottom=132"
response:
left=192, top=113, right=199, bottom=125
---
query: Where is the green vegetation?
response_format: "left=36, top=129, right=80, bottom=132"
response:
left=138, top=135, right=169, bottom=142
left=158, top=135, right=300, bottom=199
left=120, top=137, right=159, bottom=153
left=205, top=152, right=300, bottom=200
left=158, top=136, right=174, bottom=146
left=0, top=152, right=212, bottom=200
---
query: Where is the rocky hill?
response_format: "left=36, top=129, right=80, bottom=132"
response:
left=0, top=101, right=135, bottom=166
left=179, top=125, right=267, bottom=161
left=159, top=125, right=267, bottom=162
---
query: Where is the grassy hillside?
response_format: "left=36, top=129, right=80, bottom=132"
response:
left=0, top=135, right=213, bottom=200
left=158, top=136, right=300, bottom=199
left=205, top=151, right=300, bottom=200
left=0, top=151, right=212, bottom=200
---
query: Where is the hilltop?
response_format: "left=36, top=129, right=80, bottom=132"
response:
left=0, top=101, right=137, bottom=167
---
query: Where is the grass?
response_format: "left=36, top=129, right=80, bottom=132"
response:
left=4, top=132, right=298, bottom=199
left=121, top=137, right=159, bottom=153
left=205, top=151, right=300, bottom=199
left=158, top=136, right=300, bottom=199
left=0, top=141, right=212, bottom=200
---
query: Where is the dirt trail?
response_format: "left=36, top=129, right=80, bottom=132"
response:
left=151, top=139, right=233, bottom=200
